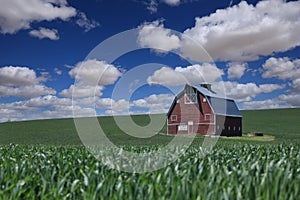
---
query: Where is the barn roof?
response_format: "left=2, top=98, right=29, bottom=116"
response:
left=167, top=84, right=242, bottom=117
left=194, top=84, right=242, bottom=117
left=206, top=96, right=242, bottom=117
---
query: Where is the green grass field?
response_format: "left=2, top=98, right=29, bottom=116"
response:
left=0, top=108, right=299, bottom=199
left=0, top=108, right=299, bottom=145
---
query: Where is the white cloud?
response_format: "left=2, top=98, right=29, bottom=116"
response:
left=214, top=81, right=285, bottom=102
left=147, top=63, right=224, bottom=86
left=0, top=66, right=56, bottom=98
left=290, top=78, right=300, bottom=92
left=60, top=84, right=104, bottom=98
left=262, top=57, right=300, bottom=80
left=137, top=20, right=180, bottom=52
left=76, top=12, right=100, bottom=32
left=96, top=98, right=130, bottom=113
left=242, top=93, right=300, bottom=109
left=147, top=67, right=185, bottom=86
left=0, top=66, right=42, bottom=86
left=69, top=59, right=122, bottom=86
left=62, top=59, right=122, bottom=98
left=54, top=68, right=62, bottom=75
left=162, top=0, right=181, bottom=6
left=278, top=94, right=300, bottom=107
left=181, top=0, right=300, bottom=62
left=95, top=98, right=130, bottom=116
left=0, top=85, right=56, bottom=98
left=133, top=93, right=174, bottom=113
left=145, top=0, right=182, bottom=13
left=227, top=62, right=247, bottom=79
left=24, top=95, right=71, bottom=107
left=0, top=94, right=95, bottom=122
left=0, top=0, right=76, bottom=34
left=29, top=27, right=59, bottom=40
left=242, top=99, right=282, bottom=110
left=40, top=105, right=95, bottom=119
left=262, top=57, right=300, bottom=91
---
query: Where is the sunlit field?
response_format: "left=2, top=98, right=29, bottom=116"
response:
left=0, top=108, right=299, bottom=199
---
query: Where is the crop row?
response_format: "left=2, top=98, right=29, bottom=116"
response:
left=0, top=144, right=299, bottom=199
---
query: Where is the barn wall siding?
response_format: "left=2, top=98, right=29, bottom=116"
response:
left=216, top=115, right=242, bottom=136
left=168, top=93, right=215, bottom=134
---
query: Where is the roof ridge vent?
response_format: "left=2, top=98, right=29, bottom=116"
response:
left=200, top=83, right=215, bottom=93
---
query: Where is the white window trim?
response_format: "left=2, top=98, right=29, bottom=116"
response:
left=171, top=115, right=177, bottom=121
left=205, top=114, right=211, bottom=120
left=184, top=89, right=197, bottom=104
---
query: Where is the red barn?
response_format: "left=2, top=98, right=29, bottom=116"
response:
left=167, top=84, right=242, bottom=136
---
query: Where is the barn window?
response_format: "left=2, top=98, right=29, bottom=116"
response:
left=171, top=115, right=177, bottom=121
left=233, top=126, right=236, bottom=131
left=228, top=126, right=231, bottom=131
left=184, top=87, right=197, bottom=104
left=203, top=98, right=206, bottom=102
left=205, top=114, right=211, bottom=120
left=176, top=100, right=179, bottom=103
left=238, top=126, right=241, bottom=131
left=217, top=125, right=220, bottom=130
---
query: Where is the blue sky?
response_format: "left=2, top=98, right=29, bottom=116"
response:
left=0, top=0, right=300, bottom=122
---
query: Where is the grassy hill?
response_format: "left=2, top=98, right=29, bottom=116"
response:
left=241, top=108, right=300, bottom=143
left=0, top=108, right=299, bottom=145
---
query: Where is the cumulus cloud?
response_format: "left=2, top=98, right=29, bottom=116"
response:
left=278, top=94, right=300, bottom=107
left=0, top=66, right=56, bottom=98
left=54, top=68, right=62, bottom=75
left=0, top=66, right=42, bottom=86
left=262, top=57, right=300, bottom=91
left=140, top=1, right=300, bottom=61
left=242, top=99, right=282, bottom=110
left=98, top=98, right=130, bottom=113
left=227, top=62, right=247, bottom=79
left=213, top=81, right=285, bottom=102
left=0, top=0, right=76, bottom=34
left=76, top=12, right=100, bottom=32
left=0, top=85, right=56, bottom=98
left=69, top=59, right=122, bottom=86
left=290, top=78, right=300, bottom=92
left=137, top=20, right=180, bottom=52
left=262, top=57, right=300, bottom=80
left=60, top=84, right=104, bottom=98
left=81, top=98, right=130, bottom=116
left=29, top=27, right=59, bottom=40
left=162, top=0, right=181, bottom=6
left=145, top=0, right=182, bottom=13
left=147, top=63, right=224, bottom=86
left=0, top=94, right=96, bottom=122
left=24, top=95, right=71, bottom=107
left=61, top=59, right=122, bottom=98
left=242, top=93, right=300, bottom=109
left=147, top=67, right=185, bottom=86
left=180, top=0, right=300, bottom=62
left=133, top=93, right=174, bottom=113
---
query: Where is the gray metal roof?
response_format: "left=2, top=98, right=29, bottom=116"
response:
left=192, top=84, right=242, bottom=117
left=206, top=96, right=242, bottom=117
